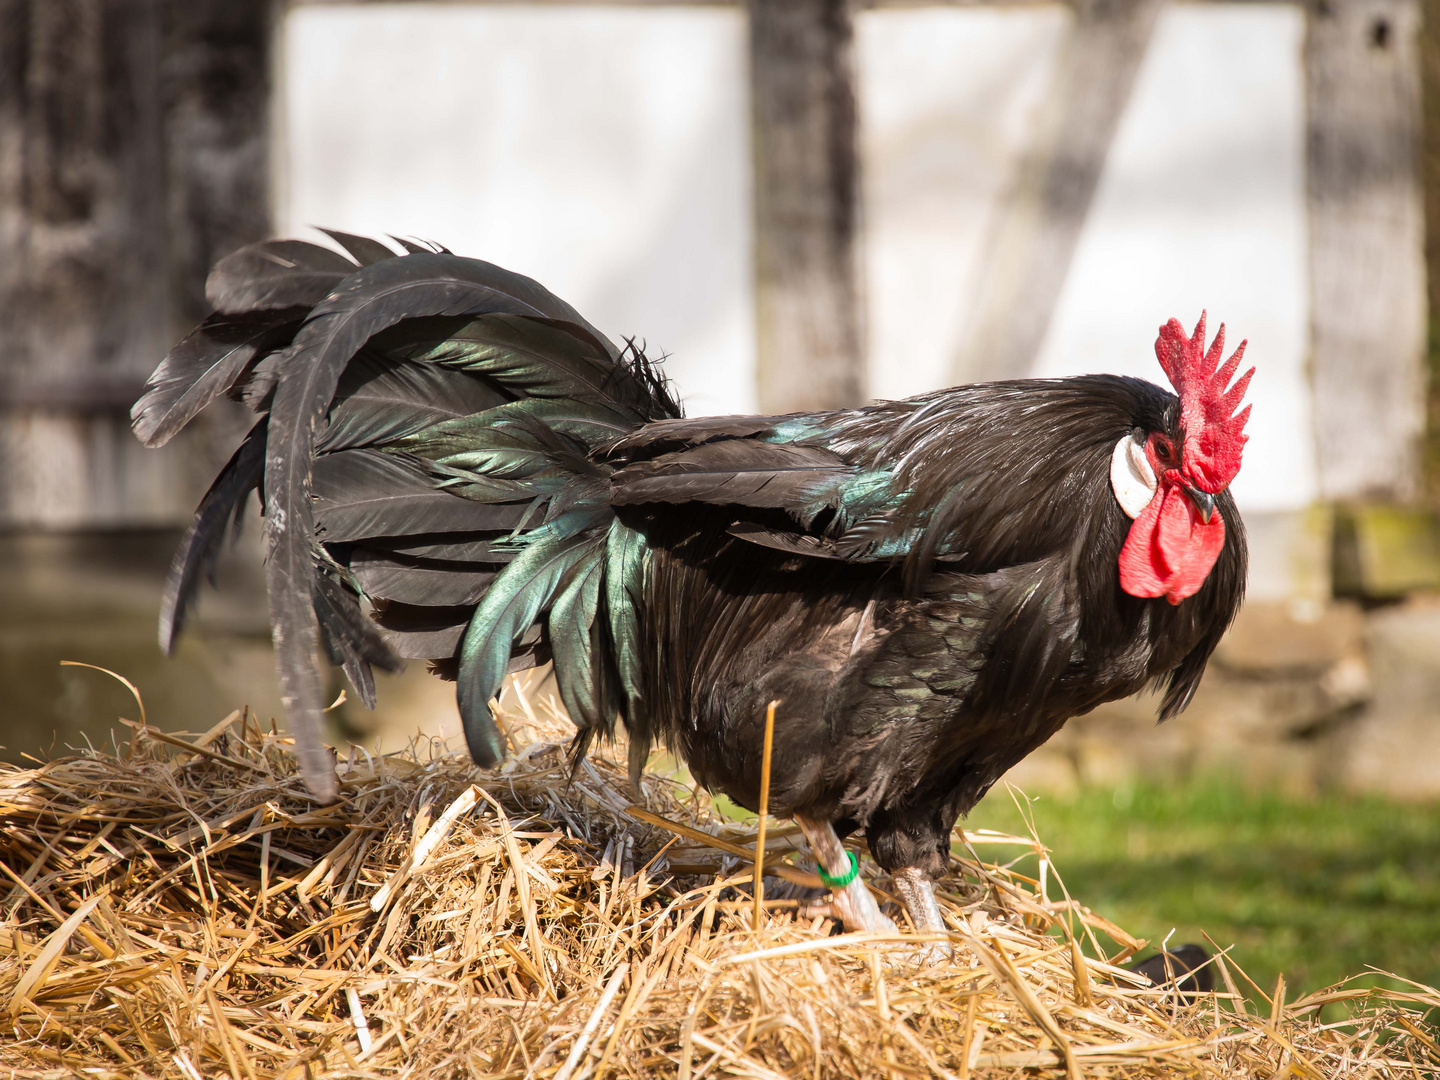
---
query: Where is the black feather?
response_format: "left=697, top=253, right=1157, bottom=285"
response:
left=726, top=521, right=844, bottom=560
left=456, top=533, right=592, bottom=766
left=384, top=627, right=466, bottom=660
left=400, top=398, right=633, bottom=460
left=388, top=235, right=452, bottom=256
left=235, top=352, right=283, bottom=412
left=902, top=484, right=966, bottom=596
left=609, top=440, right=850, bottom=519
left=314, top=572, right=402, bottom=669
left=132, top=309, right=305, bottom=447
left=372, top=315, right=635, bottom=406
left=349, top=549, right=497, bottom=606
left=264, top=251, right=612, bottom=797
left=604, top=414, right=778, bottom=459
left=373, top=603, right=548, bottom=666
left=547, top=546, right=608, bottom=730
left=507, top=629, right=553, bottom=676
left=967, top=558, right=1078, bottom=716
left=318, top=352, right=510, bottom=453
left=158, top=419, right=267, bottom=653
left=206, top=239, right=357, bottom=313
left=313, top=449, right=531, bottom=542
left=372, top=601, right=473, bottom=659
left=344, top=655, right=376, bottom=709
left=316, top=228, right=402, bottom=267
left=362, top=533, right=520, bottom=563
left=312, top=571, right=402, bottom=709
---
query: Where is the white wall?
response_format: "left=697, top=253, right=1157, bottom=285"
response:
left=859, top=3, right=1313, bottom=519
left=1032, top=4, right=1313, bottom=516
left=857, top=6, right=1073, bottom=403
left=278, top=4, right=755, bottom=417
left=282, top=2, right=1317, bottom=525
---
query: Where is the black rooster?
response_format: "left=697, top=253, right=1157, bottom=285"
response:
left=133, top=234, right=1251, bottom=937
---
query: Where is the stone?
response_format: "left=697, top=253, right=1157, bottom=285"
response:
left=1242, top=506, right=1332, bottom=605
left=1333, top=504, right=1440, bottom=599
left=1212, top=600, right=1366, bottom=676
left=1331, top=596, right=1440, bottom=798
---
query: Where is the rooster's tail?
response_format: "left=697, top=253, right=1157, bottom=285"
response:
left=133, top=231, right=679, bottom=798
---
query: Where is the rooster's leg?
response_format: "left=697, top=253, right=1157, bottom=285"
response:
left=891, top=867, right=946, bottom=933
left=794, top=815, right=896, bottom=935
left=891, top=866, right=954, bottom=960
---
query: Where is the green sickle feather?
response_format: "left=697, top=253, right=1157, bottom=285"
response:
left=457, top=533, right=594, bottom=766
left=548, top=546, right=607, bottom=730
left=604, top=518, right=648, bottom=723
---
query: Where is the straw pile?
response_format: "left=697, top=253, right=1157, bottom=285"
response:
left=1, top=679, right=1437, bottom=1079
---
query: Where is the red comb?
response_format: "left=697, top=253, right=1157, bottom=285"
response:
left=1154, top=311, right=1253, bottom=494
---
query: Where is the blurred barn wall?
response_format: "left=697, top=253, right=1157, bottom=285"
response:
left=0, top=1, right=286, bottom=760
left=0, top=0, right=273, bottom=528
left=277, top=5, right=756, bottom=417
left=1, top=0, right=1438, bottom=794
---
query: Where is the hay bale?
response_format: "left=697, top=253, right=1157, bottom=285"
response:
left=0, top=697, right=1435, bottom=1078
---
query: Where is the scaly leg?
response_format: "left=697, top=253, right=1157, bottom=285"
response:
left=891, top=866, right=953, bottom=961
left=794, top=815, right=896, bottom=935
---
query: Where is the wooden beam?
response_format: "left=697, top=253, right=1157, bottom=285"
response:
left=281, top=0, right=1156, bottom=6
left=0, top=376, right=147, bottom=412
left=860, top=0, right=1241, bottom=6
left=1420, top=0, right=1440, bottom=500
left=951, top=0, right=1162, bottom=384
left=1307, top=0, right=1426, bottom=502
left=0, top=0, right=273, bottom=528
left=0, top=1, right=169, bottom=397
left=749, top=0, right=866, bottom=412
left=286, top=0, right=736, bottom=6
left=160, top=1, right=279, bottom=335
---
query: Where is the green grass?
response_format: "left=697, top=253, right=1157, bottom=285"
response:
left=962, top=778, right=1440, bottom=1006
left=694, top=763, right=1439, bottom=1011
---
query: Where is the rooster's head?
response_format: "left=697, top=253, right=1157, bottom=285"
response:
left=1110, top=312, right=1253, bottom=604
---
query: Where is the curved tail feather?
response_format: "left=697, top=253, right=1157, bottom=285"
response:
left=137, top=233, right=679, bottom=799
left=158, top=418, right=267, bottom=653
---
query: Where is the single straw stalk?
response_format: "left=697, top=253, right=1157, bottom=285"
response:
left=752, top=699, right=779, bottom=929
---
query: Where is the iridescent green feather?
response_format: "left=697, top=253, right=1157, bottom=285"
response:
left=547, top=546, right=607, bottom=730
left=604, top=518, right=648, bottom=723
left=496, top=505, right=610, bottom=550
left=403, top=398, right=634, bottom=455
left=373, top=314, right=649, bottom=411
left=456, top=533, right=593, bottom=766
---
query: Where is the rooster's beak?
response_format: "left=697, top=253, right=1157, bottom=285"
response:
left=1181, top=484, right=1216, bottom=524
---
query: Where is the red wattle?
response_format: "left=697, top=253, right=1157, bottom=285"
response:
left=1118, top=485, right=1226, bottom=604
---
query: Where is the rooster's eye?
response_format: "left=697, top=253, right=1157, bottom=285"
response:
left=1150, top=436, right=1176, bottom=466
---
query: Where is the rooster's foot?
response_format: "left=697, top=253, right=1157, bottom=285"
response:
left=891, top=866, right=954, bottom=963
left=794, top=815, right=897, bottom=935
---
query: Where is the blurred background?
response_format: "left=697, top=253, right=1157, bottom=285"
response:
left=1, top=0, right=1438, bottom=1000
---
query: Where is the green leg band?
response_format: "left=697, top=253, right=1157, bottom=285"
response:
left=817, top=849, right=859, bottom=889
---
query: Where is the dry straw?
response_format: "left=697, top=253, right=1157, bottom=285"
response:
left=0, top=678, right=1436, bottom=1078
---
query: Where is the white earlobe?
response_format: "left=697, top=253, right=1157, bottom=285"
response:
left=1110, top=434, right=1158, bottom=519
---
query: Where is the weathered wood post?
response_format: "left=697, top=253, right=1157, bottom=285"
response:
left=0, top=0, right=273, bottom=528
left=1307, top=0, right=1427, bottom=504
left=952, top=0, right=1163, bottom=384
left=749, top=0, right=867, bottom=413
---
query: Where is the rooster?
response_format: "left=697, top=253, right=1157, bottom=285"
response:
left=133, top=234, right=1251, bottom=938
